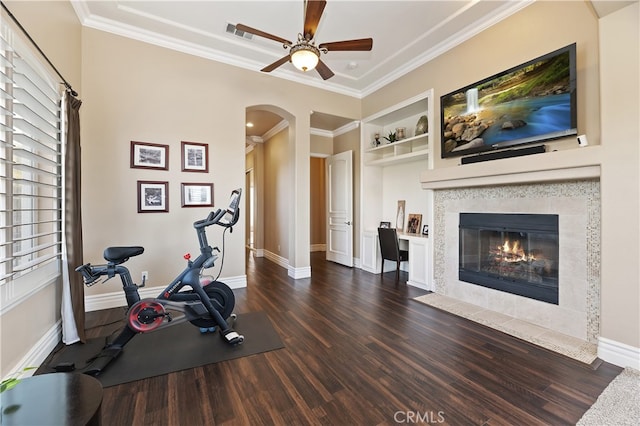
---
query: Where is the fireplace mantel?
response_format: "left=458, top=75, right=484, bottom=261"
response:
left=421, top=145, right=602, bottom=190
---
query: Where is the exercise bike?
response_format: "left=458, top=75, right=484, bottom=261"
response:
left=73, top=188, right=244, bottom=376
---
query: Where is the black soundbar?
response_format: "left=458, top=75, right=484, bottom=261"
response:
left=461, top=145, right=546, bottom=164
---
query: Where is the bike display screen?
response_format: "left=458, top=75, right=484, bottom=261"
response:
left=223, top=189, right=241, bottom=223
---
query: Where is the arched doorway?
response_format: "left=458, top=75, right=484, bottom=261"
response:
left=245, top=105, right=311, bottom=278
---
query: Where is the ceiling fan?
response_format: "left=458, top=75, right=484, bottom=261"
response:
left=235, top=0, right=373, bottom=80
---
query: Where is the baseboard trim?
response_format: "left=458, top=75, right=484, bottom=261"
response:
left=263, top=250, right=288, bottom=268
left=407, top=280, right=429, bottom=290
left=85, top=275, right=248, bottom=312
left=263, top=250, right=312, bottom=279
left=310, top=244, right=326, bottom=252
left=8, top=320, right=61, bottom=377
left=598, top=336, right=640, bottom=369
left=288, top=265, right=311, bottom=279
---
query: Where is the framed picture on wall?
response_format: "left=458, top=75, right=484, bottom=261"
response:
left=138, top=181, right=168, bottom=213
left=181, top=141, right=209, bottom=172
left=181, top=182, right=213, bottom=207
left=130, top=141, right=169, bottom=170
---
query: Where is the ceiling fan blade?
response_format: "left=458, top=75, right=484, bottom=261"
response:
left=315, top=59, right=334, bottom=80
left=235, top=23, right=292, bottom=46
left=303, top=0, right=326, bottom=39
left=318, top=38, right=373, bottom=51
left=261, top=55, right=291, bottom=73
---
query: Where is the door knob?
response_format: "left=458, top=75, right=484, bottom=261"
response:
left=345, top=221, right=352, bottom=225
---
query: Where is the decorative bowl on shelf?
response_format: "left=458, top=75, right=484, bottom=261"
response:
left=415, top=115, right=428, bottom=135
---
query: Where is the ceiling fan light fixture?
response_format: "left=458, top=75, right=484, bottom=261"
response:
left=290, top=43, right=319, bottom=72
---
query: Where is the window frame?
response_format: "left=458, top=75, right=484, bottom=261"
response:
left=0, top=20, right=64, bottom=313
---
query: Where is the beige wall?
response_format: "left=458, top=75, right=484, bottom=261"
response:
left=80, top=27, right=360, bottom=296
left=1, top=1, right=81, bottom=376
left=246, top=143, right=265, bottom=251
left=598, top=2, right=640, bottom=349
left=263, top=128, right=290, bottom=257
left=310, top=134, right=333, bottom=156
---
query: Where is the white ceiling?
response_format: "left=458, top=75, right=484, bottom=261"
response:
left=70, top=0, right=633, bottom=136
left=71, top=0, right=536, bottom=99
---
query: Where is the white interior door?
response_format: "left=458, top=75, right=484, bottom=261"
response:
left=326, top=150, right=353, bottom=267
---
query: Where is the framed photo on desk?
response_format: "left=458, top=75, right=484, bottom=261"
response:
left=406, top=213, right=422, bottom=234
left=396, top=200, right=406, bottom=231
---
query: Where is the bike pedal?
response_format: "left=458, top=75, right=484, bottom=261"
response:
left=223, top=330, right=244, bottom=345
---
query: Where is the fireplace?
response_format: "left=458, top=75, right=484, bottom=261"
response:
left=459, top=213, right=559, bottom=304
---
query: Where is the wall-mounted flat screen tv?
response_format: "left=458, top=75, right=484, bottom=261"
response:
left=441, top=43, right=577, bottom=159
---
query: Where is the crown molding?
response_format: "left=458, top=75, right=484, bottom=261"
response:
left=310, top=128, right=333, bottom=138
left=333, top=120, right=360, bottom=137
left=310, top=120, right=359, bottom=138
left=359, top=0, right=534, bottom=97
left=71, top=0, right=533, bottom=99
left=262, top=119, right=289, bottom=141
left=70, top=2, right=363, bottom=98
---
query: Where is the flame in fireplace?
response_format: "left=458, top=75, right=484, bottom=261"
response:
left=498, top=239, right=534, bottom=262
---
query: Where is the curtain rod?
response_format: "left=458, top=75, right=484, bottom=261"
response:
left=1, top=1, right=78, bottom=97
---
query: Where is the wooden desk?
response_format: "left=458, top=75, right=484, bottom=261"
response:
left=0, top=373, right=103, bottom=425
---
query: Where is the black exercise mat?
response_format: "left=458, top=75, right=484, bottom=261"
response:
left=39, top=311, right=284, bottom=387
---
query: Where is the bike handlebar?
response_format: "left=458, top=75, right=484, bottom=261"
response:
left=193, top=189, right=242, bottom=230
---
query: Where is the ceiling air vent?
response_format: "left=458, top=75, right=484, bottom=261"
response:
left=226, top=23, right=253, bottom=40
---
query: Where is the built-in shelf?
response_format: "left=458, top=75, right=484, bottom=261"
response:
left=362, top=92, right=433, bottom=168
left=360, top=89, right=435, bottom=290
left=367, top=150, right=429, bottom=167
left=365, top=133, right=429, bottom=166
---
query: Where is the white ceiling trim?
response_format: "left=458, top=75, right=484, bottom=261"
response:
left=261, top=119, right=289, bottom=141
left=310, top=128, right=333, bottom=138
left=361, top=0, right=535, bottom=96
left=332, top=120, right=360, bottom=137
left=246, top=135, right=263, bottom=144
left=359, top=0, right=483, bottom=82
left=311, top=120, right=359, bottom=138
left=70, top=1, right=363, bottom=98
left=71, top=0, right=534, bottom=99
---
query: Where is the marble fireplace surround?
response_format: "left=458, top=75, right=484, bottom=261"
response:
left=421, top=147, right=602, bottom=344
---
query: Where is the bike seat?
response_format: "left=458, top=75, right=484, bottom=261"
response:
left=103, top=246, right=144, bottom=264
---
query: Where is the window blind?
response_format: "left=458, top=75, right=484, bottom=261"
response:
left=0, top=25, right=62, bottom=287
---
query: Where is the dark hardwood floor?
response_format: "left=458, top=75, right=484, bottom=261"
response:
left=85, top=252, right=621, bottom=425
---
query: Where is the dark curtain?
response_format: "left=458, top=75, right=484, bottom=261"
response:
left=65, top=92, right=85, bottom=342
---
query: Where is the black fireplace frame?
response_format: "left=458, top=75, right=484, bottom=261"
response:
left=459, top=213, right=559, bottom=304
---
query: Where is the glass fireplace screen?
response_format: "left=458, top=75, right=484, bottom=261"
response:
left=459, top=213, right=559, bottom=304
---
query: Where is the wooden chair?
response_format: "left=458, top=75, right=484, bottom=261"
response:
left=378, top=227, right=409, bottom=281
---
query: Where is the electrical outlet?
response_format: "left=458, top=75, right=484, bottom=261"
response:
left=141, top=271, right=149, bottom=283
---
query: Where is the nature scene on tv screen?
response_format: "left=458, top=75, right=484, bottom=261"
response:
left=441, top=48, right=574, bottom=158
